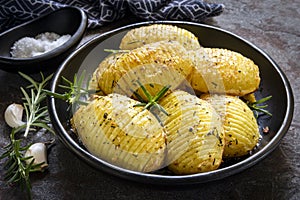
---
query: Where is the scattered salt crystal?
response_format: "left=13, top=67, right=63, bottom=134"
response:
left=10, top=32, right=71, bottom=58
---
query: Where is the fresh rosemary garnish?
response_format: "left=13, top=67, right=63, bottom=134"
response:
left=43, top=71, right=90, bottom=110
left=247, top=95, right=272, bottom=117
left=133, top=80, right=170, bottom=116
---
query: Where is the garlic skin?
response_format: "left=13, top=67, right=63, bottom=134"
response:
left=4, top=103, right=25, bottom=128
left=25, top=143, right=48, bottom=171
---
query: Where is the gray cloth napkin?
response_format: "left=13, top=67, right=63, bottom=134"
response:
left=0, top=0, right=224, bottom=32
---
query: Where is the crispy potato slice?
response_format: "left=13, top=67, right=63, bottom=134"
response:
left=120, top=24, right=201, bottom=50
left=187, top=48, right=260, bottom=96
left=72, top=93, right=167, bottom=172
left=201, top=94, right=260, bottom=158
left=97, top=41, right=193, bottom=100
left=158, top=90, right=224, bottom=174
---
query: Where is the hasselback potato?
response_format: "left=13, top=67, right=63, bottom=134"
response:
left=119, top=24, right=201, bottom=50
left=97, top=41, right=193, bottom=100
left=201, top=94, right=260, bottom=158
left=158, top=90, right=224, bottom=174
left=187, top=48, right=260, bottom=96
left=72, top=93, right=167, bottom=172
left=89, top=52, right=125, bottom=92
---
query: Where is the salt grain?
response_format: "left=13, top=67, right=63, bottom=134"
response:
left=10, top=32, right=71, bottom=58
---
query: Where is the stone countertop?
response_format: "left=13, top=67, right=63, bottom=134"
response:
left=0, top=0, right=299, bottom=199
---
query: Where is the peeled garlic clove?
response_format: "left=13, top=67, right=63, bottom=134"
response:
left=25, top=143, right=48, bottom=171
left=4, top=103, right=25, bottom=128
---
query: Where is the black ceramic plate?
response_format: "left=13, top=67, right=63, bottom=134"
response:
left=48, top=21, right=294, bottom=185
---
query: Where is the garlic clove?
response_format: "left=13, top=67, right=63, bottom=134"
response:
left=4, top=103, right=26, bottom=128
left=25, top=142, right=48, bottom=171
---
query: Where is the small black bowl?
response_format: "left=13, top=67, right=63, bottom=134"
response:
left=48, top=21, right=294, bottom=185
left=0, top=6, right=87, bottom=72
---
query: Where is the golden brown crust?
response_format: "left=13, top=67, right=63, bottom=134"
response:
left=97, top=41, right=193, bottom=100
left=119, top=24, right=201, bottom=50
left=159, top=90, right=224, bottom=174
left=72, top=94, right=167, bottom=172
left=201, top=94, right=260, bottom=158
left=187, top=48, right=260, bottom=96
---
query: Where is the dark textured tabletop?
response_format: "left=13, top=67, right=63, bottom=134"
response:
left=0, top=0, right=299, bottom=199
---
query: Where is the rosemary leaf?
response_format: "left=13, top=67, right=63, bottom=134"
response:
left=6, top=160, right=17, bottom=176
left=61, top=76, right=73, bottom=85
left=133, top=103, right=147, bottom=107
left=254, top=95, right=272, bottom=105
left=44, top=71, right=90, bottom=108
left=104, top=49, right=130, bottom=54
left=136, top=80, right=152, bottom=101
left=247, top=95, right=272, bottom=117
left=156, top=104, right=170, bottom=116
left=153, top=85, right=171, bottom=102
left=19, top=72, right=39, bottom=90
left=31, top=122, right=55, bottom=134
left=131, top=89, right=146, bottom=103
left=133, top=81, right=170, bottom=117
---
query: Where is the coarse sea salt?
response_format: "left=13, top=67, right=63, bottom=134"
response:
left=10, top=32, right=71, bottom=58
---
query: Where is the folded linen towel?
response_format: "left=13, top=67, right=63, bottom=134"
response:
left=0, top=0, right=224, bottom=32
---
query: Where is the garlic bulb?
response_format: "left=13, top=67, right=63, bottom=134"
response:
left=25, top=143, right=48, bottom=171
left=4, top=103, right=25, bottom=128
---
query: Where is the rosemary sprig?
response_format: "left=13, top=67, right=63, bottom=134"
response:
left=1, top=72, right=90, bottom=199
left=133, top=80, right=170, bottom=116
left=0, top=128, right=46, bottom=200
left=19, top=72, right=54, bottom=137
left=43, top=71, right=90, bottom=109
left=104, top=49, right=130, bottom=54
left=247, top=95, right=272, bottom=117
left=1, top=72, right=55, bottom=199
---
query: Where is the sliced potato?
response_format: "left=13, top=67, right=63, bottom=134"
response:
left=97, top=41, right=193, bottom=100
left=158, top=90, right=224, bottom=174
left=72, top=93, right=167, bottom=172
left=187, top=48, right=260, bottom=96
left=89, top=52, right=125, bottom=92
left=120, top=24, right=201, bottom=50
left=201, top=94, right=260, bottom=158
